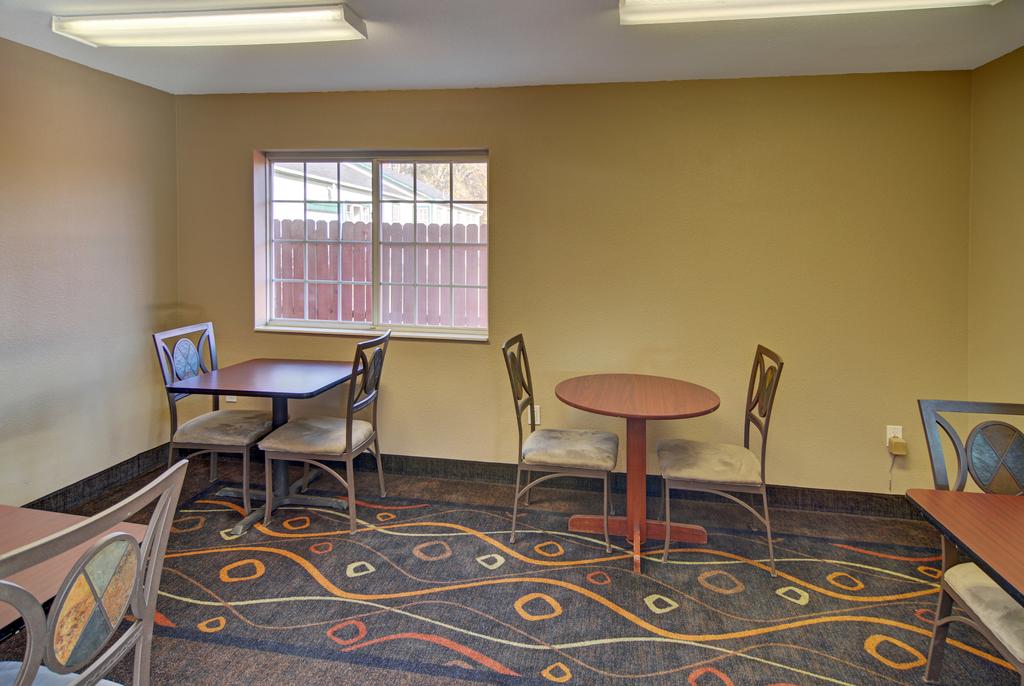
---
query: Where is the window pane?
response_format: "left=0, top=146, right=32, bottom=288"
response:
left=341, top=243, right=371, bottom=284
left=416, top=240, right=451, bottom=286
left=308, top=283, right=338, bottom=321
left=273, top=242, right=304, bottom=280
left=305, top=162, right=338, bottom=201
left=453, top=243, right=487, bottom=287
left=381, top=162, right=414, bottom=200
left=341, top=219, right=371, bottom=242
left=271, top=162, right=304, bottom=200
left=380, top=284, right=415, bottom=324
left=416, top=286, right=452, bottom=326
left=416, top=163, right=450, bottom=200
left=453, top=203, right=487, bottom=231
left=381, top=243, right=415, bottom=284
left=306, top=201, right=338, bottom=225
left=341, top=203, right=372, bottom=224
left=453, top=288, right=487, bottom=328
left=272, top=201, right=303, bottom=225
left=307, top=218, right=339, bottom=241
left=339, top=162, right=373, bottom=201
left=453, top=163, right=487, bottom=201
left=416, top=203, right=451, bottom=227
left=341, top=284, right=372, bottom=323
left=308, top=243, right=338, bottom=281
left=273, top=281, right=305, bottom=319
left=381, top=201, right=414, bottom=225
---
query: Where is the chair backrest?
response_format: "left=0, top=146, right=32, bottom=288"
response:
left=918, top=399, right=1024, bottom=494
left=152, top=322, right=219, bottom=432
left=744, top=345, right=784, bottom=472
left=501, top=334, right=536, bottom=461
left=344, top=331, right=391, bottom=452
left=0, top=461, right=187, bottom=686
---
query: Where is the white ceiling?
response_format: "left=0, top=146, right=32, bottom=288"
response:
left=1, top=0, right=1022, bottom=94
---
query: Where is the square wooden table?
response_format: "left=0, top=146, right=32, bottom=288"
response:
left=166, top=358, right=354, bottom=534
left=907, top=488, right=1024, bottom=604
left=0, top=505, right=147, bottom=632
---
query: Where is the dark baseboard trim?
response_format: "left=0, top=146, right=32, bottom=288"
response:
left=24, top=444, right=169, bottom=514
left=353, top=452, right=925, bottom=521
left=27, top=443, right=921, bottom=521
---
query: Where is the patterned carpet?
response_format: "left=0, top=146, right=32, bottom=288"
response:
left=155, top=483, right=1017, bottom=685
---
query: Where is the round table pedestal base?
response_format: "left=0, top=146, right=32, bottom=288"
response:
left=567, top=514, right=708, bottom=573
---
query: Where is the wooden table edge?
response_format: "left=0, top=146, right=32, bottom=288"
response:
left=165, top=359, right=355, bottom=398
left=905, top=489, right=1024, bottom=606
left=553, top=375, right=722, bottom=420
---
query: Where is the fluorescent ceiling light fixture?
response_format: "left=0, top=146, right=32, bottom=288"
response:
left=51, top=4, right=366, bottom=47
left=619, top=0, right=1002, bottom=24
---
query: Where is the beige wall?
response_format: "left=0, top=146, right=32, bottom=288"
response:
left=968, top=46, right=1024, bottom=403
left=175, top=73, right=971, bottom=494
left=0, top=39, right=178, bottom=504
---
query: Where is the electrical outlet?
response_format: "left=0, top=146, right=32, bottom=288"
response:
left=225, top=395, right=238, bottom=403
left=532, top=405, right=541, bottom=425
left=886, top=425, right=903, bottom=447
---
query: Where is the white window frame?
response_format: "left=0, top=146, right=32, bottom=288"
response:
left=253, top=149, right=489, bottom=342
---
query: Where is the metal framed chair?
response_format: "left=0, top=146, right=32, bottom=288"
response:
left=259, top=331, right=390, bottom=532
left=153, top=322, right=272, bottom=514
left=502, top=334, right=617, bottom=553
left=0, top=461, right=186, bottom=686
left=657, top=345, right=784, bottom=574
left=918, top=399, right=1024, bottom=684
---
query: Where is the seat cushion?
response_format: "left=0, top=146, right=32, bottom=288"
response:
left=259, top=416, right=374, bottom=456
left=657, top=438, right=762, bottom=485
left=0, top=662, right=120, bottom=685
left=944, top=562, right=1024, bottom=662
left=173, top=410, right=272, bottom=447
left=522, top=429, right=618, bottom=471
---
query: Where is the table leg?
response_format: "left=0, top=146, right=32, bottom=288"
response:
left=567, top=416, right=708, bottom=573
left=225, top=397, right=336, bottom=536
left=271, top=397, right=290, bottom=497
left=626, top=418, right=647, bottom=573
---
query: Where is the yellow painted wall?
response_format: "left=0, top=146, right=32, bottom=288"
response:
left=175, top=73, right=971, bottom=494
left=0, top=39, right=178, bottom=504
left=968, top=46, right=1024, bottom=403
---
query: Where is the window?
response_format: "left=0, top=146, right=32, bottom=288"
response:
left=256, top=153, right=488, bottom=340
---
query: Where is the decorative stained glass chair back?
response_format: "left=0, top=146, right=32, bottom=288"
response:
left=919, top=399, right=1024, bottom=493
left=0, top=462, right=186, bottom=686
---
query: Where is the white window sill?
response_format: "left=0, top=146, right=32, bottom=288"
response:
left=255, top=323, right=488, bottom=343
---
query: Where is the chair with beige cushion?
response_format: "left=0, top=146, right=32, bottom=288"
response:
left=658, top=345, right=784, bottom=573
left=259, top=331, right=390, bottom=532
left=0, top=461, right=186, bottom=686
left=153, top=322, right=272, bottom=514
left=502, top=334, right=618, bottom=553
left=918, top=399, right=1024, bottom=684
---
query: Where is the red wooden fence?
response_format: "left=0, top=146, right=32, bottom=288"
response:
left=272, top=220, right=487, bottom=329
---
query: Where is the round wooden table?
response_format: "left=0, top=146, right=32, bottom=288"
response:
left=555, top=373, right=720, bottom=573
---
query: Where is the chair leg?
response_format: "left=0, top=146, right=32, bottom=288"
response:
left=603, top=474, right=611, bottom=553
left=510, top=466, right=522, bottom=544
left=241, top=448, right=252, bottom=515
left=209, top=452, right=218, bottom=482
left=662, top=480, right=672, bottom=562
left=167, top=443, right=175, bottom=469
left=132, top=620, right=153, bottom=686
left=346, top=459, right=357, bottom=533
left=263, top=454, right=275, bottom=526
left=301, top=463, right=310, bottom=493
left=523, top=469, right=532, bottom=505
left=374, top=437, right=387, bottom=498
left=925, top=587, right=955, bottom=683
left=762, top=489, right=776, bottom=576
